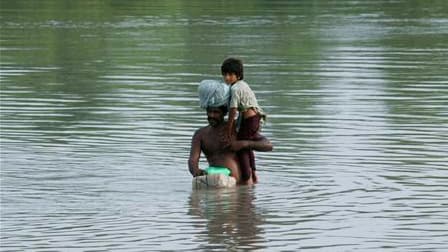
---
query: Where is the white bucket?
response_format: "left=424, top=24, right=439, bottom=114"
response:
left=192, top=174, right=237, bottom=189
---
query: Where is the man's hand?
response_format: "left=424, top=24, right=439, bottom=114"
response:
left=193, top=169, right=205, bottom=177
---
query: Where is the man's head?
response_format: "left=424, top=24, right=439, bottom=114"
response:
left=207, top=105, right=228, bottom=127
left=221, top=58, right=244, bottom=85
left=198, top=80, right=230, bottom=109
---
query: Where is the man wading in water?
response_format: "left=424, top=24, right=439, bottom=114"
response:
left=188, top=80, right=272, bottom=185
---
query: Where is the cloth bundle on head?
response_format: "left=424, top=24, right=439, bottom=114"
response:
left=198, top=80, right=230, bottom=109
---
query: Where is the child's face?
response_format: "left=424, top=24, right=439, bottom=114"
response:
left=223, top=73, right=239, bottom=85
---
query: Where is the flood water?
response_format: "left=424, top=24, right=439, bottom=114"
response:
left=1, top=1, right=447, bottom=251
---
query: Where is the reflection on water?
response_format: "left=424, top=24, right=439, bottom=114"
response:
left=188, top=188, right=265, bottom=251
left=1, top=0, right=448, bottom=251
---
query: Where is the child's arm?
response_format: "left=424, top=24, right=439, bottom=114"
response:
left=227, top=84, right=239, bottom=138
left=227, top=107, right=237, bottom=138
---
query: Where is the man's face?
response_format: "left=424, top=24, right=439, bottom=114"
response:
left=207, top=107, right=224, bottom=127
left=223, top=73, right=238, bottom=85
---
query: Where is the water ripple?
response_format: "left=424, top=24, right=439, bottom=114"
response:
left=2, top=0, right=448, bottom=251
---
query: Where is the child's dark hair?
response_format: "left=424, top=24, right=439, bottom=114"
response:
left=221, top=58, right=244, bottom=80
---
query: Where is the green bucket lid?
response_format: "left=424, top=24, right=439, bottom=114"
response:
left=205, top=166, right=231, bottom=176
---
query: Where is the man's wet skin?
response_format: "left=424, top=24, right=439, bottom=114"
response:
left=207, top=107, right=223, bottom=127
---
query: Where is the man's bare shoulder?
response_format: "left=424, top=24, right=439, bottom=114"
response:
left=193, top=125, right=211, bottom=138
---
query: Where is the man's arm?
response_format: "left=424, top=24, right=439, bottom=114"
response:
left=230, top=135, right=273, bottom=152
left=188, top=130, right=205, bottom=177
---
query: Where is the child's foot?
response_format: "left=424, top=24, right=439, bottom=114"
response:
left=238, top=179, right=253, bottom=186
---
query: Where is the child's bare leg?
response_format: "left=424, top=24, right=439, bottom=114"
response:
left=249, top=149, right=257, bottom=183
left=238, top=150, right=252, bottom=183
